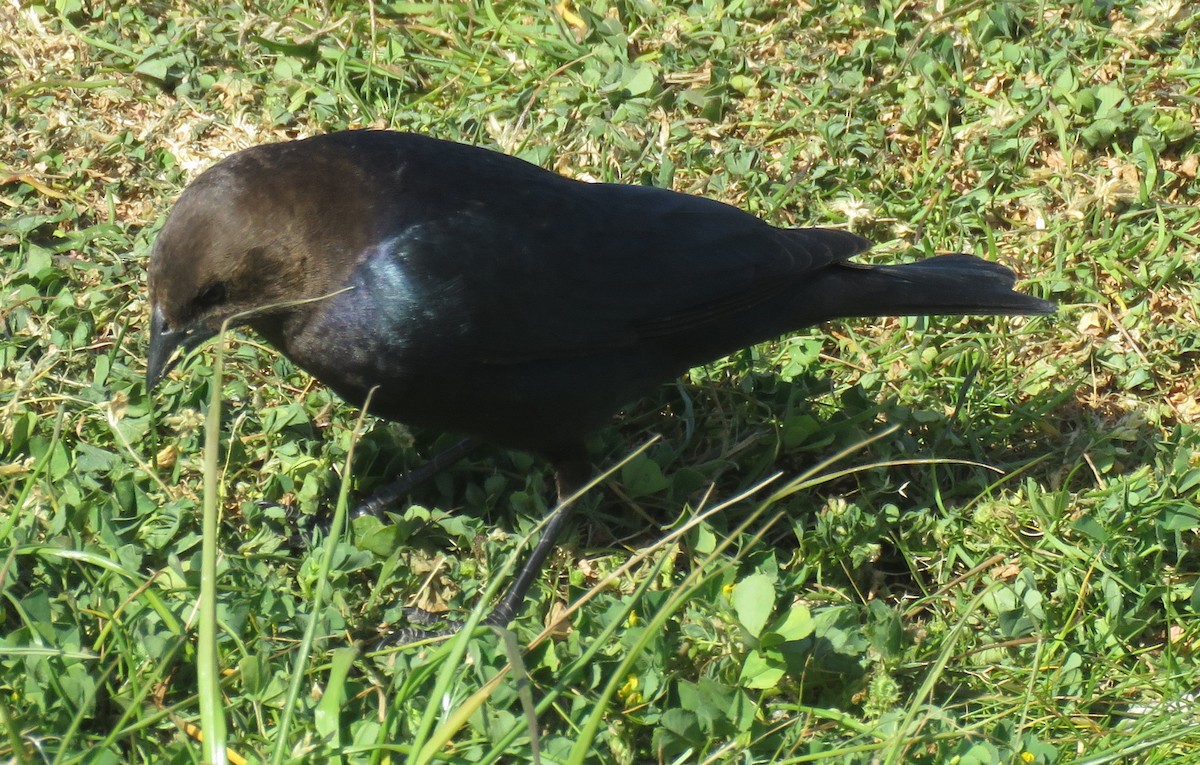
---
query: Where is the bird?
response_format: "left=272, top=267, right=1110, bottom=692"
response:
left=146, top=129, right=1054, bottom=638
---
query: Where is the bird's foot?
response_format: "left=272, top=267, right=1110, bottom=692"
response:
left=353, top=438, right=482, bottom=519
left=374, top=604, right=513, bottom=646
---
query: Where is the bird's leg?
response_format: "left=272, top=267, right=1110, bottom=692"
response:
left=356, top=437, right=482, bottom=630
left=353, top=437, right=482, bottom=518
left=288, top=437, right=483, bottom=551
left=383, top=454, right=591, bottom=645
left=480, top=457, right=590, bottom=628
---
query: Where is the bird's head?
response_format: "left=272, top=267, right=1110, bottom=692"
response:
left=145, top=145, right=356, bottom=390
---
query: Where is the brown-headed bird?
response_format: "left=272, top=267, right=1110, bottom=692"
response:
left=146, top=130, right=1053, bottom=637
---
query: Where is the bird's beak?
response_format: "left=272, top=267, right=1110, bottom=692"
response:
left=146, top=305, right=215, bottom=391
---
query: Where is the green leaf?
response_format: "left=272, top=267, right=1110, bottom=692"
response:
left=315, top=646, right=357, bottom=742
left=1082, top=117, right=1120, bottom=147
left=1176, top=468, right=1200, bottom=495
left=732, top=573, right=775, bottom=637
left=47, top=440, right=71, bottom=481
left=762, top=603, right=814, bottom=645
left=781, top=414, right=820, bottom=448
left=1071, top=514, right=1109, bottom=542
left=677, top=678, right=730, bottom=732
left=866, top=600, right=903, bottom=658
left=729, top=74, right=756, bottom=95
left=620, top=64, right=656, bottom=96
left=692, top=521, right=717, bottom=555
left=1052, top=67, right=1076, bottom=99
left=655, top=708, right=702, bottom=758
left=621, top=454, right=670, bottom=497
left=955, top=740, right=1001, bottom=765
left=134, top=55, right=171, bottom=81
left=1159, top=505, right=1200, bottom=532
left=355, top=517, right=402, bottom=555
left=1094, top=84, right=1126, bottom=119
left=739, top=648, right=785, bottom=689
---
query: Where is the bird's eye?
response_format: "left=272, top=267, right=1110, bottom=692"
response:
left=194, top=282, right=228, bottom=310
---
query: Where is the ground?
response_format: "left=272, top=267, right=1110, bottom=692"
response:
left=2, top=1, right=1199, bottom=762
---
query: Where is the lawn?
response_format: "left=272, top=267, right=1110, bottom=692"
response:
left=3, top=0, right=1199, bottom=762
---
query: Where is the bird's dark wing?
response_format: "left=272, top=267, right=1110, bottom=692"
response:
left=373, top=177, right=870, bottom=365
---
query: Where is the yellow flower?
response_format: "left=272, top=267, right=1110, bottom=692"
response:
left=618, top=674, right=639, bottom=703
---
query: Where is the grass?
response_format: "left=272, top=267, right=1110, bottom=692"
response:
left=3, top=0, right=1200, bottom=761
